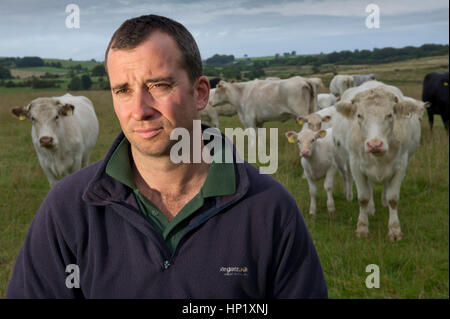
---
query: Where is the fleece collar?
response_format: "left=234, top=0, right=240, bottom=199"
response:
left=82, top=125, right=249, bottom=211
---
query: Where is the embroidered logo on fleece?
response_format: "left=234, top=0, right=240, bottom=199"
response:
left=219, top=266, right=248, bottom=276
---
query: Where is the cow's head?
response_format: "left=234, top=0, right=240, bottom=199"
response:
left=286, top=129, right=326, bottom=157
left=297, top=114, right=331, bottom=132
left=11, top=98, right=74, bottom=149
left=336, top=87, right=423, bottom=156
left=209, top=80, right=231, bottom=107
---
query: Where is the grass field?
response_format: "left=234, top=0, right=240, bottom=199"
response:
left=0, top=56, right=448, bottom=298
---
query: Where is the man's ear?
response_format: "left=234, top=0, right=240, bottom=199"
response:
left=195, top=76, right=211, bottom=111
left=58, top=103, right=75, bottom=116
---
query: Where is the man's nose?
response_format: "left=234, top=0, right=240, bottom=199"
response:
left=131, top=90, right=157, bottom=120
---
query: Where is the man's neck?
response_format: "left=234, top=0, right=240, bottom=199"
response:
left=130, top=143, right=210, bottom=220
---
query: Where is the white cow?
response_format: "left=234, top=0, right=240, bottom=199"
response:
left=330, top=75, right=354, bottom=98
left=318, top=93, right=337, bottom=110
left=297, top=105, right=338, bottom=132
left=11, top=93, right=99, bottom=187
left=353, top=74, right=376, bottom=87
left=294, top=105, right=353, bottom=199
left=332, top=81, right=425, bottom=240
left=200, top=89, right=236, bottom=128
left=210, top=78, right=316, bottom=130
left=286, top=128, right=343, bottom=215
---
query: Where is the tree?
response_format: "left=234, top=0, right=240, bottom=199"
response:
left=16, top=56, right=45, bottom=67
left=0, top=66, right=12, bottom=79
left=91, top=64, right=106, bottom=76
left=81, top=74, right=92, bottom=90
left=68, top=76, right=82, bottom=90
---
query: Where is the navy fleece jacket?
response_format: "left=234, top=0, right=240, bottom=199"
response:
left=7, top=130, right=328, bottom=299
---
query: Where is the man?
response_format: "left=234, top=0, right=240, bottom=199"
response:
left=7, top=14, right=327, bottom=298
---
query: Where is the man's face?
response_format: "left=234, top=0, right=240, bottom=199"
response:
left=107, top=31, right=209, bottom=158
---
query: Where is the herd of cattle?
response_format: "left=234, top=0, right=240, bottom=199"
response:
left=9, top=71, right=449, bottom=240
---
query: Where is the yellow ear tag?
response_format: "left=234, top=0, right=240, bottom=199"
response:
left=444, top=82, right=448, bottom=87
left=298, top=119, right=304, bottom=126
left=288, top=137, right=295, bottom=144
left=320, top=131, right=326, bottom=137
left=19, top=115, right=27, bottom=121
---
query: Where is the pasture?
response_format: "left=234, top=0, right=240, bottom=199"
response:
left=0, top=56, right=448, bottom=298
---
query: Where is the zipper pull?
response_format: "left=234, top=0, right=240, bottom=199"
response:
left=163, top=260, right=171, bottom=270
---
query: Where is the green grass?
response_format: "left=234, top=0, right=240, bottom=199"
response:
left=0, top=57, right=448, bottom=299
left=13, top=66, right=70, bottom=74
left=43, top=58, right=102, bottom=70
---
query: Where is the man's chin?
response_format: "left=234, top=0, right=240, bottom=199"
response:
left=131, top=135, right=175, bottom=158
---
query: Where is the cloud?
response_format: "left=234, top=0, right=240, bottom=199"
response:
left=0, top=0, right=447, bottom=60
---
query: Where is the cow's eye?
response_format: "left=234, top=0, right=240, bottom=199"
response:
left=55, top=115, right=59, bottom=120
left=31, top=117, right=36, bottom=122
left=357, top=114, right=363, bottom=120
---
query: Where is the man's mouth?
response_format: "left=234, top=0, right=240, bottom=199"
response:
left=134, top=127, right=163, bottom=139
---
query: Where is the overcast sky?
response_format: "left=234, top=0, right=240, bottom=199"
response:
left=0, top=0, right=448, bottom=61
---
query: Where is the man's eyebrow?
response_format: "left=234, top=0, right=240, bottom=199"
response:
left=145, top=77, right=175, bottom=84
left=112, top=82, right=129, bottom=91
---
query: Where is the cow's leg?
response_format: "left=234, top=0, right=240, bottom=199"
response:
left=367, top=182, right=376, bottom=216
left=351, top=164, right=372, bottom=237
left=384, top=166, right=407, bottom=241
left=381, top=185, right=388, bottom=208
left=427, top=110, right=434, bottom=132
left=324, top=165, right=337, bottom=215
left=442, top=114, right=449, bottom=135
left=304, top=172, right=317, bottom=215
left=345, top=168, right=353, bottom=202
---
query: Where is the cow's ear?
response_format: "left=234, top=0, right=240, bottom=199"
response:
left=336, top=101, right=356, bottom=118
left=423, top=102, right=431, bottom=109
left=316, top=130, right=327, bottom=139
left=394, top=101, right=420, bottom=118
left=59, top=103, right=75, bottom=116
left=11, top=107, right=28, bottom=120
left=285, top=131, right=298, bottom=144
left=296, top=116, right=306, bottom=126
left=322, top=115, right=332, bottom=122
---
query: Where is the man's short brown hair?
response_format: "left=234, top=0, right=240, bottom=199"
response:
left=105, top=14, right=202, bottom=83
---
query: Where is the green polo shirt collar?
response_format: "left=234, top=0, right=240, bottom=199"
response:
left=105, top=137, right=235, bottom=252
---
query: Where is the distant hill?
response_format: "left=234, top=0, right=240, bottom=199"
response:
left=206, top=43, right=449, bottom=67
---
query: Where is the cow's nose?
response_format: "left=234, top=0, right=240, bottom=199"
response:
left=301, top=149, right=310, bottom=157
left=39, top=136, right=54, bottom=147
left=367, top=140, right=384, bottom=151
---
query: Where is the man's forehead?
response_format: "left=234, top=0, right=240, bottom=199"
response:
left=107, top=31, right=182, bottom=70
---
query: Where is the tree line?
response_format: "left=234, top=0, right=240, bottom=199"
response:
left=204, top=44, right=448, bottom=67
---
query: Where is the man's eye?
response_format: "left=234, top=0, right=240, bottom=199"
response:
left=115, top=88, right=130, bottom=95
left=148, top=82, right=173, bottom=96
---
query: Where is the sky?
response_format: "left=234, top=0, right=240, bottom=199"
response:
left=0, top=0, right=448, bottom=62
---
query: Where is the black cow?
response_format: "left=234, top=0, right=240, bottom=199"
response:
left=422, top=72, right=449, bottom=134
left=209, top=77, right=222, bottom=89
